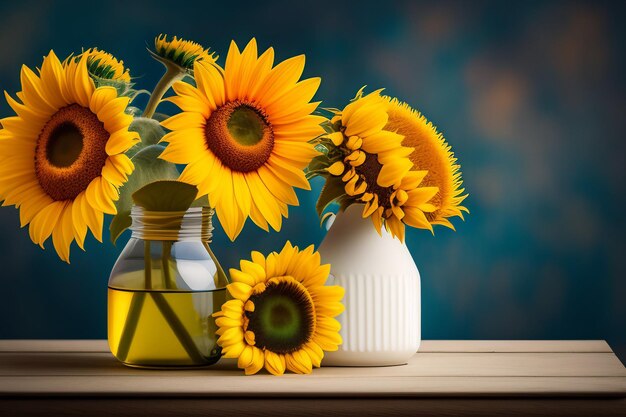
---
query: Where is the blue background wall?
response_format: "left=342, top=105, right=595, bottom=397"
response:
left=1, top=0, right=625, bottom=360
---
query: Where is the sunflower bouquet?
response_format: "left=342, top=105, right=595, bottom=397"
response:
left=308, top=88, right=468, bottom=240
left=0, top=35, right=345, bottom=375
left=0, top=34, right=468, bottom=375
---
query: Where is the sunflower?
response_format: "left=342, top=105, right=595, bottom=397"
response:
left=78, top=48, right=131, bottom=83
left=152, top=34, right=217, bottom=71
left=315, top=88, right=439, bottom=241
left=384, top=97, right=468, bottom=229
left=160, top=38, right=324, bottom=240
left=143, top=35, right=218, bottom=119
left=213, top=241, right=344, bottom=375
left=0, top=51, right=138, bottom=262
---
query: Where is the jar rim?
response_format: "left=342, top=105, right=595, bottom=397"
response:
left=130, top=206, right=214, bottom=242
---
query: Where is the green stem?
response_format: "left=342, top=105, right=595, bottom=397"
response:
left=162, top=241, right=175, bottom=289
left=115, top=292, right=146, bottom=363
left=142, top=64, right=185, bottom=118
left=144, top=241, right=152, bottom=288
left=115, top=241, right=152, bottom=363
left=155, top=241, right=205, bottom=362
left=150, top=292, right=205, bottom=363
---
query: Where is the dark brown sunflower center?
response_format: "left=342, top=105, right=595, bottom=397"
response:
left=354, top=153, right=394, bottom=210
left=46, top=123, right=84, bottom=167
left=246, top=279, right=315, bottom=354
left=35, top=104, right=110, bottom=201
left=204, top=100, right=274, bottom=172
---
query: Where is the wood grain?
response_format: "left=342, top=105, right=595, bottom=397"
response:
left=0, top=339, right=613, bottom=353
left=1, top=352, right=625, bottom=377
left=2, top=376, right=626, bottom=397
left=0, top=340, right=624, bottom=399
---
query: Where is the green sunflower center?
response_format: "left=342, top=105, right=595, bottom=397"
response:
left=227, top=106, right=266, bottom=146
left=246, top=278, right=315, bottom=354
left=204, top=100, right=274, bottom=173
left=35, top=104, right=110, bottom=201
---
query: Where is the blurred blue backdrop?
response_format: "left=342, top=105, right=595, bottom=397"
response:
left=1, top=0, right=625, bottom=360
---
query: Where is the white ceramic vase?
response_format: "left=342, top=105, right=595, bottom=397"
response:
left=318, top=204, right=421, bottom=366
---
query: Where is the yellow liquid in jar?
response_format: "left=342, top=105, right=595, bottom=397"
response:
left=108, top=287, right=225, bottom=368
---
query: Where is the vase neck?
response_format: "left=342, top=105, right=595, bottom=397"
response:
left=332, top=204, right=407, bottom=246
left=130, top=206, right=214, bottom=242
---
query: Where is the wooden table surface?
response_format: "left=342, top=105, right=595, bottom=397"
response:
left=1, top=340, right=625, bottom=416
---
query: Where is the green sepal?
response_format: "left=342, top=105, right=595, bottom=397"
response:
left=308, top=154, right=331, bottom=172
left=109, top=145, right=179, bottom=244
left=91, top=76, right=148, bottom=103
left=132, top=180, right=198, bottom=212
left=320, top=119, right=338, bottom=134
left=315, top=176, right=347, bottom=217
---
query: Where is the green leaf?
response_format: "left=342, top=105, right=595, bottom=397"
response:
left=109, top=145, right=179, bottom=244
left=308, top=154, right=330, bottom=172
left=191, top=194, right=210, bottom=208
left=316, top=176, right=347, bottom=217
left=320, top=119, right=337, bottom=134
left=126, top=117, right=167, bottom=158
left=132, top=180, right=198, bottom=211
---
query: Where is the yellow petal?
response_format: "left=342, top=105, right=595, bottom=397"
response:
left=215, top=316, right=243, bottom=328
left=232, top=171, right=252, bottom=218
left=106, top=130, right=138, bottom=156
left=247, top=47, right=275, bottom=98
left=71, top=193, right=88, bottom=250
left=327, top=131, right=344, bottom=146
left=229, top=268, right=256, bottom=286
left=217, top=327, right=244, bottom=346
left=244, top=347, right=264, bottom=375
left=28, top=201, right=63, bottom=248
left=303, top=342, right=324, bottom=367
left=51, top=202, right=74, bottom=263
left=240, top=259, right=266, bottom=283
left=227, top=282, right=253, bottom=301
left=327, top=161, right=345, bottom=176
left=159, top=129, right=208, bottom=164
left=377, top=159, right=412, bottom=188
left=80, top=195, right=103, bottom=242
left=264, top=350, right=286, bottom=376
left=250, top=251, right=266, bottom=270
left=257, top=165, right=298, bottom=206
left=256, top=55, right=306, bottom=104
left=244, top=172, right=282, bottom=232
left=194, top=60, right=226, bottom=110
left=223, top=40, right=243, bottom=101
left=344, top=102, right=388, bottom=138
left=267, top=157, right=311, bottom=190
left=89, top=86, right=118, bottom=114
left=161, top=112, right=205, bottom=131
left=237, top=345, right=255, bottom=369
left=221, top=341, right=246, bottom=359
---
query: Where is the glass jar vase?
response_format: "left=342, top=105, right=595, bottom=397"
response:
left=107, top=206, right=228, bottom=368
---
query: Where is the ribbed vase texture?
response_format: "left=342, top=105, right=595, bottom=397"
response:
left=319, top=205, right=421, bottom=366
